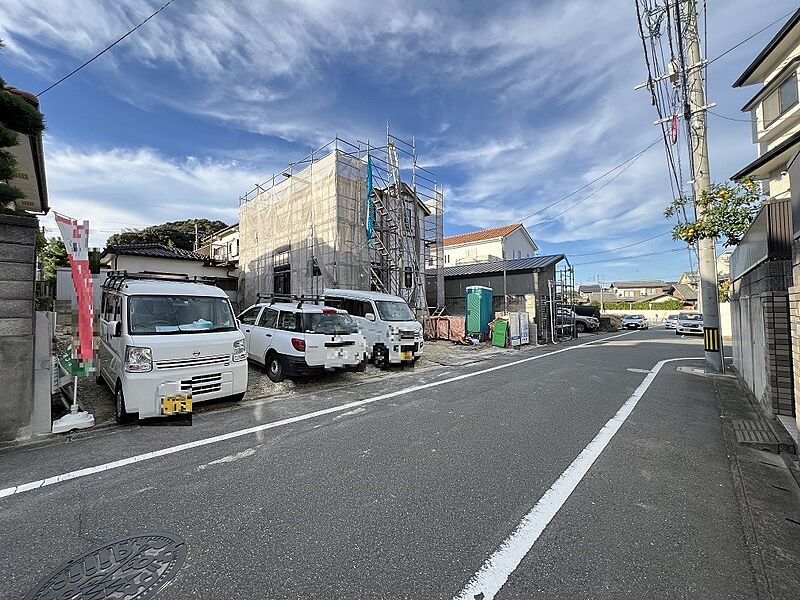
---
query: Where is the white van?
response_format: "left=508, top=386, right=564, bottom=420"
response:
left=323, top=289, right=423, bottom=367
left=238, top=296, right=366, bottom=382
left=97, top=272, right=248, bottom=424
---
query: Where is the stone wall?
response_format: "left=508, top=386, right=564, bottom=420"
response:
left=0, top=214, right=37, bottom=440
left=730, top=258, right=793, bottom=419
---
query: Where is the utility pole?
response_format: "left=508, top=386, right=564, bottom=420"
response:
left=684, top=0, right=723, bottom=373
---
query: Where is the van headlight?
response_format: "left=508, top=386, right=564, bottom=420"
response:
left=124, top=346, right=152, bottom=373
left=233, top=338, right=247, bottom=362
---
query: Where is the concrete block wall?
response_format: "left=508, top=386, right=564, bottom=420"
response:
left=0, top=214, right=37, bottom=441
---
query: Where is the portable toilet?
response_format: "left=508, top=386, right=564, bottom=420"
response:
left=465, top=285, right=493, bottom=335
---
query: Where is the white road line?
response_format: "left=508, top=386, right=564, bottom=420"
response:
left=452, top=356, right=702, bottom=600
left=0, top=331, right=634, bottom=500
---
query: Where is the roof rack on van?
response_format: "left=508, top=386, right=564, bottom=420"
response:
left=256, top=292, right=325, bottom=308
left=102, top=270, right=219, bottom=292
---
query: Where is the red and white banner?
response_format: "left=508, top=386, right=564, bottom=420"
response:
left=55, top=213, right=94, bottom=373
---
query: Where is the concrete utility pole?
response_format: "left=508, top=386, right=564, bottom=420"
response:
left=684, top=0, right=723, bottom=373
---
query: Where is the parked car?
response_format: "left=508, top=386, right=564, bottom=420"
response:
left=238, top=297, right=367, bottom=382
left=676, top=311, right=704, bottom=336
left=621, top=314, right=649, bottom=330
left=97, top=272, right=248, bottom=424
left=664, top=314, right=679, bottom=329
left=557, top=308, right=600, bottom=333
left=570, top=304, right=601, bottom=320
left=323, top=289, right=423, bottom=367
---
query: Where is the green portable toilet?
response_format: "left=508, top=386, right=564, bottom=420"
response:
left=465, top=285, right=493, bottom=335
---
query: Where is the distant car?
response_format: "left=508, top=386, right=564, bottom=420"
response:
left=557, top=308, right=599, bottom=333
left=676, top=311, right=703, bottom=336
left=621, top=314, right=649, bottom=330
left=664, top=314, right=679, bottom=329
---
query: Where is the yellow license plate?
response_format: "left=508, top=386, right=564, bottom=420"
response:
left=401, top=351, right=413, bottom=361
left=161, top=395, right=192, bottom=415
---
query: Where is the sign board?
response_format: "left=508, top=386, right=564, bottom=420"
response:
left=519, top=312, right=530, bottom=345
left=509, top=312, right=521, bottom=346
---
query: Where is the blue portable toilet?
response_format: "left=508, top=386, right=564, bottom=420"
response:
left=465, top=286, right=493, bottom=335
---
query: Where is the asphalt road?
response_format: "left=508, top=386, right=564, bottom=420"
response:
left=0, top=328, right=757, bottom=599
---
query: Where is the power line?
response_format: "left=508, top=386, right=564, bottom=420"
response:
left=706, top=8, right=797, bottom=67
left=38, top=0, right=177, bottom=96
left=572, top=247, right=683, bottom=266
left=519, top=137, right=660, bottom=224
left=570, top=231, right=671, bottom=257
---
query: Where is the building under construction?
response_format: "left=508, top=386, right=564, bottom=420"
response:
left=238, top=130, right=444, bottom=316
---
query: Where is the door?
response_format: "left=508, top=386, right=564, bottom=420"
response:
left=250, top=307, right=279, bottom=364
left=100, top=292, right=124, bottom=383
left=238, top=306, right=263, bottom=359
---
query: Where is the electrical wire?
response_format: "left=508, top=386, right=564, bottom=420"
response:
left=706, top=8, right=797, bottom=67
left=570, top=231, right=672, bottom=257
left=38, top=0, right=177, bottom=96
left=518, top=137, right=660, bottom=224
left=572, top=247, right=684, bottom=266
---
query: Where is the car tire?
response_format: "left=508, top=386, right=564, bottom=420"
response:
left=576, top=322, right=586, bottom=334
left=266, top=352, right=285, bottom=383
left=675, top=330, right=681, bottom=336
left=228, top=392, right=245, bottom=402
left=114, top=384, right=135, bottom=425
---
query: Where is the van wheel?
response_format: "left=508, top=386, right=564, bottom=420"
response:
left=576, top=322, right=586, bottom=334
left=229, top=392, right=245, bottom=402
left=266, top=352, right=285, bottom=383
left=115, top=384, right=135, bottom=425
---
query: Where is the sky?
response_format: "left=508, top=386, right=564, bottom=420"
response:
left=0, top=0, right=796, bottom=285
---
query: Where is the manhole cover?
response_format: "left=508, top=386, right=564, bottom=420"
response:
left=24, top=532, right=187, bottom=600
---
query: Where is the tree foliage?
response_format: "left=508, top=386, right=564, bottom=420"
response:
left=41, top=237, right=69, bottom=283
left=106, top=219, right=229, bottom=251
left=664, top=180, right=762, bottom=247
left=0, top=45, right=46, bottom=210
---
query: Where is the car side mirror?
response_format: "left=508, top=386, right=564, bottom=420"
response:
left=108, top=320, right=121, bottom=337
left=365, top=312, right=376, bottom=322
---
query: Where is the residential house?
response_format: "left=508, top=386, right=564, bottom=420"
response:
left=669, top=283, right=698, bottom=306
left=609, top=280, right=668, bottom=300
left=578, top=283, right=601, bottom=300
left=729, top=10, right=800, bottom=434
left=443, top=223, right=537, bottom=267
left=732, top=9, right=800, bottom=200
left=99, top=243, right=239, bottom=307
left=198, top=223, right=240, bottom=266
left=587, top=291, right=619, bottom=305
left=717, top=250, right=734, bottom=280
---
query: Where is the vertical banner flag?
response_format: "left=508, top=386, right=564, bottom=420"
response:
left=365, top=154, right=374, bottom=242
left=55, top=213, right=94, bottom=377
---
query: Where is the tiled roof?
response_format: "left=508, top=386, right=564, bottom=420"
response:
left=670, top=283, right=698, bottom=301
left=610, top=280, right=668, bottom=289
left=102, top=243, right=211, bottom=262
left=443, top=255, right=564, bottom=278
left=443, top=223, right=523, bottom=246
left=578, top=284, right=602, bottom=293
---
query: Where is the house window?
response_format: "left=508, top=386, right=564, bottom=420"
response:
left=763, top=73, right=798, bottom=127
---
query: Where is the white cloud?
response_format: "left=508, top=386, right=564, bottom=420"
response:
left=39, top=137, right=270, bottom=246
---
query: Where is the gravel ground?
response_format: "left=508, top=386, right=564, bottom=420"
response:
left=54, top=325, right=553, bottom=429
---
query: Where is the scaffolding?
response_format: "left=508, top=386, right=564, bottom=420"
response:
left=238, top=127, right=444, bottom=317
left=541, top=262, right=576, bottom=343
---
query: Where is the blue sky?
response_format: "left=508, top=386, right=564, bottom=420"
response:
left=0, top=0, right=796, bottom=284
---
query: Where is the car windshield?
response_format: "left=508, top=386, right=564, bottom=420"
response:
left=303, top=312, right=358, bottom=335
left=667, top=314, right=678, bottom=319
left=679, top=313, right=703, bottom=321
left=375, top=300, right=415, bottom=321
left=128, top=295, right=236, bottom=335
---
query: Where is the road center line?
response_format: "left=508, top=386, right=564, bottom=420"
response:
left=0, top=331, right=635, bottom=500
left=452, top=356, right=702, bottom=600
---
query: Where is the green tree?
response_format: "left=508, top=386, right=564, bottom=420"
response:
left=41, top=237, right=68, bottom=283
left=0, top=41, right=46, bottom=211
left=664, top=180, right=762, bottom=247
left=106, top=219, right=228, bottom=251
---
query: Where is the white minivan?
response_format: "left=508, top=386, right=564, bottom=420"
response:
left=97, top=272, right=248, bottom=424
left=323, top=289, right=423, bottom=367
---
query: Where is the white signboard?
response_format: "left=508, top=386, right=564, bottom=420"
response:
left=519, top=312, right=530, bottom=345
